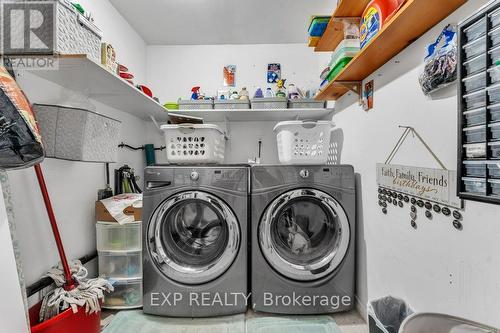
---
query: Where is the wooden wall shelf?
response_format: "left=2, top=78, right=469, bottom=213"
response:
left=315, top=0, right=466, bottom=101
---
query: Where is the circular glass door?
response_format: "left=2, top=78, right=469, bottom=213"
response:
left=259, top=189, right=350, bottom=281
left=148, top=191, right=240, bottom=285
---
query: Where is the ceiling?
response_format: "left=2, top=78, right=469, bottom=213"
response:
left=109, top=0, right=336, bottom=45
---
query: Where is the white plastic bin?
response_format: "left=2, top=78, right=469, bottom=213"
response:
left=462, top=36, right=486, bottom=60
left=214, top=99, right=250, bottom=109
left=251, top=98, right=288, bottom=109
left=487, top=83, right=500, bottom=104
left=490, top=141, right=500, bottom=158
left=274, top=120, right=334, bottom=165
left=463, top=125, right=486, bottom=143
left=464, top=143, right=486, bottom=159
left=489, top=179, right=500, bottom=196
left=161, top=124, right=225, bottom=164
left=98, top=251, right=142, bottom=279
left=489, top=45, right=500, bottom=65
left=96, top=222, right=141, bottom=252
left=464, top=17, right=486, bottom=43
left=464, top=54, right=486, bottom=76
left=462, top=161, right=487, bottom=177
left=488, top=103, right=500, bottom=122
left=487, top=66, right=500, bottom=84
left=490, top=25, right=500, bottom=47
left=491, top=7, right=500, bottom=28
left=463, top=108, right=486, bottom=127
left=463, top=89, right=486, bottom=110
left=462, top=71, right=486, bottom=93
left=104, top=278, right=142, bottom=309
left=462, top=177, right=487, bottom=194
left=178, top=100, right=213, bottom=110
left=489, top=122, right=500, bottom=140
left=487, top=161, right=500, bottom=178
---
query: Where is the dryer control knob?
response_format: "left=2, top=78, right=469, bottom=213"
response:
left=190, top=171, right=199, bottom=181
left=299, top=169, right=310, bottom=179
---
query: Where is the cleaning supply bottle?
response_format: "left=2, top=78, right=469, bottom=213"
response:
left=360, top=0, right=402, bottom=49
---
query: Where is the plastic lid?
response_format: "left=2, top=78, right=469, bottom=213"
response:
left=463, top=160, right=487, bottom=164
left=273, top=120, right=334, bottom=132
left=160, top=123, right=224, bottom=134
left=463, top=142, right=486, bottom=147
left=488, top=141, right=500, bottom=146
left=463, top=107, right=486, bottom=115
left=462, top=177, right=486, bottom=182
left=463, top=124, right=486, bottom=131
left=487, top=103, right=500, bottom=110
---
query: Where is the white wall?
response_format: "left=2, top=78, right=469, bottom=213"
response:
left=6, top=0, right=158, bottom=288
left=147, top=43, right=329, bottom=163
left=333, top=0, right=500, bottom=327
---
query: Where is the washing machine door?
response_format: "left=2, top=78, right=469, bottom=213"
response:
left=148, top=191, right=240, bottom=285
left=259, top=188, right=350, bottom=281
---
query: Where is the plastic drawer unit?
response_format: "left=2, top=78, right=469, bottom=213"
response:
left=487, top=84, right=500, bottom=104
left=462, top=71, right=486, bottom=93
left=463, top=89, right=486, bottom=110
left=489, top=122, right=500, bottom=140
left=489, top=103, right=500, bottom=121
left=464, top=17, right=486, bottom=42
left=98, top=251, right=142, bottom=279
left=491, top=7, right=500, bottom=28
left=464, top=143, right=487, bottom=159
left=488, top=66, right=500, bottom=84
left=462, top=177, right=487, bottom=194
left=490, top=141, right=500, bottom=158
left=463, top=161, right=487, bottom=177
left=464, top=108, right=486, bottom=127
left=464, top=54, right=487, bottom=76
left=463, top=125, right=487, bottom=143
left=487, top=161, right=500, bottom=177
left=489, top=179, right=500, bottom=196
left=490, top=25, right=500, bottom=47
left=463, top=36, right=486, bottom=60
left=96, top=222, right=142, bottom=252
left=103, top=278, right=142, bottom=309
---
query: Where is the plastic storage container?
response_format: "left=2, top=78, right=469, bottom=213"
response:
left=488, top=103, right=500, bottom=121
left=487, top=161, right=500, bottom=178
left=288, top=99, right=326, bottom=109
left=464, top=143, right=487, bottom=159
left=487, top=83, right=500, bottom=104
left=178, top=100, right=213, bottom=110
left=463, top=108, right=486, bottom=127
left=161, top=124, right=225, bottom=164
left=251, top=98, right=288, bottom=109
left=464, top=54, right=487, bottom=76
left=462, top=36, right=486, bottom=60
left=489, top=179, right=500, bottom=196
left=213, top=99, right=250, bottom=110
left=491, top=7, right=500, bottom=28
left=490, top=25, right=500, bottom=47
left=489, top=45, right=500, bottom=65
left=464, top=17, right=486, bottom=42
left=490, top=141, right=500, bottom=158
left=104, top=278, right=142, bottom=309
left=462, top=71, right=486, bottom=93
left=96, top=222, right=141, bottom=252
left=463, top=161, right=487, bottom=177
left=487, top=66, right=500, bottom=84
left=463, top=89, right=486, bottom=110
left=462, top=177, right=487, bottom=194
left=463, top=125, right=486, bottom=143
left=98, top=251, right=142, bottom=279
left=274, top=120, right=334, bottom=165
left=490, top=122, right=500, bottom=140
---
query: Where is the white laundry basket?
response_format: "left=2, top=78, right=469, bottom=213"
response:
left=274, top=120, right=334, bottom=165
left=161, top=124, right=225, bottom=164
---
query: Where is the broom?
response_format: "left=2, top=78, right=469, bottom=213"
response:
left=34, top=164, right=112, bottom=322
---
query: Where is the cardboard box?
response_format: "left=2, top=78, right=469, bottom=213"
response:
left=95, top=201, right=142, bottom=223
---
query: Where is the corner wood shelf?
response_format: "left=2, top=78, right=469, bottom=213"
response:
left=315, top=0, right=466, bottom=101
left=166, top=108, right=334, bottom=122
left=22, top=54, right=167, bottom=121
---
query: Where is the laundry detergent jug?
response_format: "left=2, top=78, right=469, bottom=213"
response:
left=360, top=0, right=403, bottom=49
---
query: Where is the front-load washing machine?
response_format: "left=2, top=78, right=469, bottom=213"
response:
left=251, top=165, right=355, bottom=314
left=142, top=165, right=249, bottom=317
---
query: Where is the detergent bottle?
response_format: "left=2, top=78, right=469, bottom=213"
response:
left=360, top=0, right=403, bottom=49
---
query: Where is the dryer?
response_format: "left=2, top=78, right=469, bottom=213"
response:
left=142, top=165, right=249, bottom=317
left=251, top=165, right=355, bottom=314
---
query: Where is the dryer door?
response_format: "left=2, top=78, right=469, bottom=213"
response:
left=259, top=188, right=350, bottom=281
left=148, top=191, right=240, bottom=285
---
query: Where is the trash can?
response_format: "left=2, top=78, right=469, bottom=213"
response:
left=368, top=296, right=414, bottom=333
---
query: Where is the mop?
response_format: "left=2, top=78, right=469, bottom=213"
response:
left=34, top=164, right=113, bottom=322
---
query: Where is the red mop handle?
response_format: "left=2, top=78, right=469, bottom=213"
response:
left=34, top=164, right=76, bottom=291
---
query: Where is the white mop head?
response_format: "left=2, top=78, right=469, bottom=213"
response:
left=39, top=260, right=114, bottom=322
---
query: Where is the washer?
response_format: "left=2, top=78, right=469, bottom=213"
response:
left=142, top=165, right=249, bottom=317
left=251, top=165, right=355, bottom=314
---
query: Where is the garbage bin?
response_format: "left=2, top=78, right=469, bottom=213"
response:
left=368, top=296, right=414, bottom=333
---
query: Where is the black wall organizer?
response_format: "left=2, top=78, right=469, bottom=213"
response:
left=458, top=0, right=500, bottom=204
